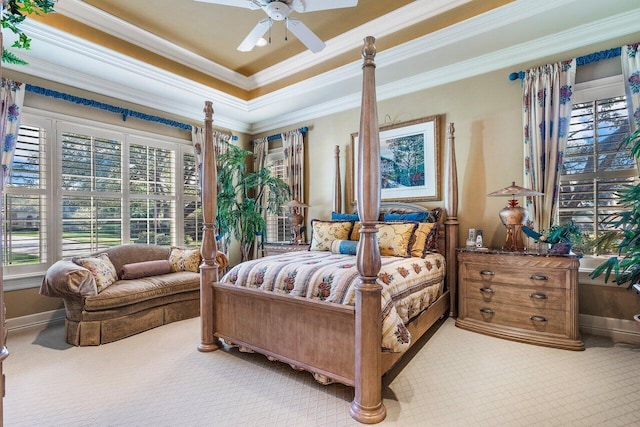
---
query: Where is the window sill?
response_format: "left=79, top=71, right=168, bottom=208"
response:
left=4, top=273, right=46, bottom=292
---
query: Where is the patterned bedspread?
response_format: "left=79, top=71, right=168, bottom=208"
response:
left=221, top=250, right=445, bottom=353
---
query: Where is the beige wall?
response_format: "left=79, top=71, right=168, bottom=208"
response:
left=5, top=44, right=640, bottom=323
left=257, top=60, right=640, bottom=321
left=258, top=65, right=524, bottom=248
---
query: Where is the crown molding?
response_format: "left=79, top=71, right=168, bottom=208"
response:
left=54, top=0, right=249, bottom=89
left=249, top=5, right=640, bottom=133
left=9, top=21, right=252, bottom=130
left=6, top=0, right=640, bottom=136
left=248, top=0, right=473, bottom=88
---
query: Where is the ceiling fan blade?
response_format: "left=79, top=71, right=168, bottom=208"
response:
left=237, top=19, right=271, bottom=52
left=287, top=19, right=325, bottom=53
left=194, top=0, right=261, bottom=10
left=290, top=0, right=357, bottom=13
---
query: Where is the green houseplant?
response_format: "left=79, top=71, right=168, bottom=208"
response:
left=590, top=125, right=640, bottom=329
left=216, top=144, right=290, bottom=262
left=2, top=0, right=56, bottom=65
left=539, top=221, right=583, bottom=255
left=524, top=220, right=584, bottom=254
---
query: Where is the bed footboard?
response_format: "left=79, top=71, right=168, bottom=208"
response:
left=213, top=282, right=357, bottom=386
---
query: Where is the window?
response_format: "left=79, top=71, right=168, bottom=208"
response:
left=183, top=151, right=202, bottom=247
left=129, top=140, right=175, bottom=246
left=60, top=127, right=123, bottom=258
left=265, top=150, right=291, bottom=243
left=3, top=111, right=196, bottom=285
left=3, top=122, right=48, bottom=271
left=559, top=77, right=638, bottom=255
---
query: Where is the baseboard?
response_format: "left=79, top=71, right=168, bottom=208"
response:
left=580, top=314, right=640, bottom=345
left=6, top=309, right=66, bottom=333
left=6, top=310, right=639, bottom=345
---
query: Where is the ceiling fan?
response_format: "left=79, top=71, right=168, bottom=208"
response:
left=195, top=0, right=359, bottom=53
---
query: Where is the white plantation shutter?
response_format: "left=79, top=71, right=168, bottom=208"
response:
left=265, top=153, right=291, bottom=243
left=560, top=94, right=638, bottom=254
left=3, top=124, right=47, bottom=267
left=183, top=151, right=202, bottom=247
left=61, top=129, right=123, bottom=257
left=129, top=142, right=175, bottom=246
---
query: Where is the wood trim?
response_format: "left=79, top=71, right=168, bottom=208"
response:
left=333, top=145, right=342, bottom=213
left=198, top=101, right=220, bottom=353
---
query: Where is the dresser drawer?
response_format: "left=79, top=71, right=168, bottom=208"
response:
left=463, top=281, right=566, bottom=311
left=462, top=262, right=568, bottom=289
left=463, top=298, right=568, bottom=336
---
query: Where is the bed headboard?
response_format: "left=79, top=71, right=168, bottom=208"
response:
left=350, top=202, right=445, bottom=255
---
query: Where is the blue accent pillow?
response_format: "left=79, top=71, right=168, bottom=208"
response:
left=331, top=211, right=359, bottom=221
left=384, top=212, right=428, bottom=222
left=330, top=239, right=358, bottom=255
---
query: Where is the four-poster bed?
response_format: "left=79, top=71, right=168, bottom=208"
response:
left=198, top=36, right=459, bottom=424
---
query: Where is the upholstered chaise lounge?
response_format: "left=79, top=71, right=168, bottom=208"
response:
left=40, top=244, right=212, bottom=346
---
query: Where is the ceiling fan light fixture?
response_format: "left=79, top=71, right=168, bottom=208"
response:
left=265, top=1, right=290, bottom=21
left=199, top=0, right=358, bottom=53
left=256, top=37, right=268, bottom=47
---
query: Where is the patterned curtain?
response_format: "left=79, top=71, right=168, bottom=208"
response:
left=252, top=137, right=268, bottom=186
left=191, top=126, right=232, bottom=253
left=523, top=59, right=576, bottom=232
left=1, top=78, right=25, bottom=190
left=282, top=129, right=304, bottom=204
left=621, top=43, right=640, bottom=129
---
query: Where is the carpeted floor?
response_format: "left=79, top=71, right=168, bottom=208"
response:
left=4, top=317, right=640, bottom=426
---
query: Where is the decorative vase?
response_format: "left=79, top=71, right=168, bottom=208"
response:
left=549, top=242, right=572, bottom=255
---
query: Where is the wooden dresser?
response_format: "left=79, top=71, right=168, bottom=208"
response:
left=262, top=242, right=310, bottom=256
left=456, top=248, right=584, bottom=350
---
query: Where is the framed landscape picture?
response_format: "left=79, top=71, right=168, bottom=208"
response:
left=351, top=115, right=442, bottom=203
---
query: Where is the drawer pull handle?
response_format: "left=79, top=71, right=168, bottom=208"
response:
left=530, top=293, right=548, bottom=300
left=530, top=315, right=547, bottom=322
left=479, top=308, right=495, bottom=314
left=479, top=288, right=495, bottom=294
left=530, top=274, right=548, bottom=281
left=480, top=270, right=495, bottom=276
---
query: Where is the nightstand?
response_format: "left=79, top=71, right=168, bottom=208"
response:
left=262, top=242, right=310, bottom=256
left=455, top=248, right=584, bottom=351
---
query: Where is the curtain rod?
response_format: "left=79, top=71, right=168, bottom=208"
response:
left=508, top=47, right=622, bottom=81
left=24, top=83, right=238, bottom=140
left=250, top=126, right=308, bottom=145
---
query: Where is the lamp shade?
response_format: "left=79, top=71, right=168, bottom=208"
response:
left=487, top=181, right=543, bottom=198
left=283, top=199, right=309, bottom=208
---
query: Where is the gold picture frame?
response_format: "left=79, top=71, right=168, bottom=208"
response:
left=351, top=114, right=442, bottom=204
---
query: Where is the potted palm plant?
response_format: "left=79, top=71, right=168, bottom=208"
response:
left=590, top=125, right=640, bottom=329
left=216, top=144, right=290, bottom=262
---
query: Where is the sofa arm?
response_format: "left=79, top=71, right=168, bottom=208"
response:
left=40, top=260, right=98, bottom=299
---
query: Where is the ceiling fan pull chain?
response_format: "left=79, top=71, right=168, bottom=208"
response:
left=269, top=17, right=272, bottom=44
left=285, top=17, right=289, bottom=42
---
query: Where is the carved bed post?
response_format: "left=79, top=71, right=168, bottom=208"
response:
left=198, top=101, right=220, bottom=352
left=333, top=145, right=342, bottom=213
left=444, top=123, right=459, bottom=317
left=350, top=36, right=386, bottom=424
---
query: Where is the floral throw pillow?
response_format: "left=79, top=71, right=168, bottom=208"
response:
left=376, top=222, right=418, bottom=257
left=73, top=253, right=118, bottom=292
left=410, top=222, right=438, bottom=257
left=168, top=247, right=201, bottom=273
left=309, top=220, right=353, bottom=251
